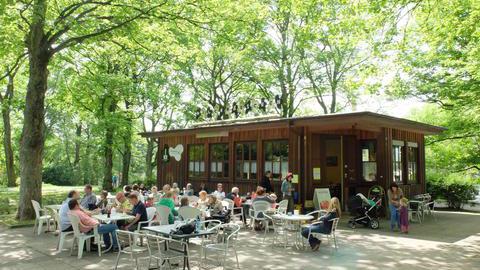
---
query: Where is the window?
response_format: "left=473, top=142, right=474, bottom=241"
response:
left=236, top=142, right=257, bottom=180
left=361, top=140, right=377, bottom=182
left=392, top=140, right=404, bottom=183
left=210, top=144, right=229, bottom=179
left=188, top=144, right=205, bottom=177
left=407, top=143, right=418, bottom=183
left=264, top=140, right=289, bottom=180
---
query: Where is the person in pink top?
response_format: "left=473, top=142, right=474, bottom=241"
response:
left=68, top=199, right=119, bottom=250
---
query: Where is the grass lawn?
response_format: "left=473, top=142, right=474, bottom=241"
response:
left=0, top=184, right=99, bottom=228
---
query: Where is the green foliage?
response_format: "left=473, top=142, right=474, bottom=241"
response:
left=427, top=172, right=478, bottom=209
left=42, top=165, right=75, bottom=186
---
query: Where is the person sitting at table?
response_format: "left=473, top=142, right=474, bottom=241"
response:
left=161, top=184, right=171, bottom=197
left=156, top=191, right=178, bottom=224
left=150, top=186, right=162, bottom=202
left=123, top=185, right=132, bottom=197
left=301, top=197, right=341, bottom=251
left=207, top=195, right=224, bottom=215
left=123, top=193, right=148, bottom=231
left=212, top=183, right=226, bottom=200
left=197, top=191, right=209, bottom=209
left=60, top=190, right=81, bottom=232
left=253, top=187, right=275, bottom=204
left=227, top=187, right=246, bottom=224
left=184, top=183, right=194, bottom=196
left=80, top=184, right=97, bottom=210
left=139, top=183, right=147, bottom=195
left=198, top=182, right=209, bottom=195
left=114, top=192, right=132, bottom=213
left=180, top=197, right=189, bottom=207
left=96, top=190, right=109, bottom=210
left=145, top=196, right=154, bottom=208
left=68, top=199, right=119, bottom=251
left=172, top=182, right=181, bottom=195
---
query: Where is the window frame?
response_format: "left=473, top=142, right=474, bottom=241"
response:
left=407, top=142, right=419, bottom=184
left=263, top=140, right=289, bottom=181
left=235, top=142, right=258, bottom=181
left=209, top=143, right=229, bottom=180
left=360, top=140, right=378, bottom=182
left=392, top=140, right=405, bottom=183
left=187, top=144, right=206, bottom=179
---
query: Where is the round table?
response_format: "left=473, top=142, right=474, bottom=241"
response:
left=272, top=214, right=314, bottom=249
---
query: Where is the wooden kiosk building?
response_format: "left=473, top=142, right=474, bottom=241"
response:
left=141, top=112, right=444, bottom=208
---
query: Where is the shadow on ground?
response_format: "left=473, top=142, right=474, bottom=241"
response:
left=0, top=211, right=479, bottom=270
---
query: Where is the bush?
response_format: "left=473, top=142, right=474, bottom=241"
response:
left=42, top=165, right=75, bottom=186
left=427, top=172, right=478, bottom=209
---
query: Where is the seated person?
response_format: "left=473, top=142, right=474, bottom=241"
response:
left=123, top=193, right=148, bottom=231
left=212, top=183, right=226, bottom=200
left=197, top=191, right=209, bottom=209
left=123, top=185, right=132, bottom=197
left=156, top=191, right=178, bottom=224
left=180, top=197, right=189, bottom=207
left=207, top=195, right=224, bottom=215
left=96, top=190, right=109, bottom=210
left=226, top=187, right=246, bottom=223
left=184, top=183, right=194, bottom=196
left=145, top=196, right=155, bottom=207
left=150, top=186, right=162, bottom=202
left=60, top=190, right=81, bottom=232
left=160, top=184, right=171, bottom=197
left=68, top=199, right=119, bottom=250
left=253, top=187, right=275, bottom=204
left=80, top=184, right=97, bottom=210
left=114, top=192, right=132, bottom=213
left=301, top=197, right=341, bottom=251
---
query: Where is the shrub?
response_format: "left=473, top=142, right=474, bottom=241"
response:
left=42, top=165, right=75, bottom=186
left=427, top=172, right=478, bottom=209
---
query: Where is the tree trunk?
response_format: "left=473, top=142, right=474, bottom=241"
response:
left=73, top=123, right=82, bottom=184
left=121, top=100, right=132, bottom=186
left=102, top=99, right=116, bottom=191
left=17, top=0, right=50, bottom=220
left=2, top=75, right=16, bottom=187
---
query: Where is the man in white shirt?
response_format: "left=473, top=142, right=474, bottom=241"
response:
left=59, top=190, right=81, bottom=232
left=212, top=183, right=226, bottom=200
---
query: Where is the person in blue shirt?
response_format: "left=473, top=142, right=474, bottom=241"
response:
left=123, top=193, right=148, bottom=231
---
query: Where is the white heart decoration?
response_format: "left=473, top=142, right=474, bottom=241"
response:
left=169, top=144, right=184, bottom=161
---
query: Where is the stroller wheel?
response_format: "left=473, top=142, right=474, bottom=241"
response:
left=370, top=219, right=380, bottom=230
left=348, top=220, right=355, bottom=229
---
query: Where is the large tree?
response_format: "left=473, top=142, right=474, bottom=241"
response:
left=15, top=0, right=205, bottom=219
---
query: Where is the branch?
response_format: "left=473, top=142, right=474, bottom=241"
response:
left=50, top=3, right=164, bottom=54
left=426, top=134, right=478, bottom=145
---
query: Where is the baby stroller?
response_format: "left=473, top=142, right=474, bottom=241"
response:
left=347, top=193, right=381, bottom=229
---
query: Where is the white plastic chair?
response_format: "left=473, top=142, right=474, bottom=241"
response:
left=134, top=207, right=157, bottom=246
left=265, top=214, right=289, bottom=248
left=145, top=233, right=189, bottom=270
left=307, top=217, right=340, bottom=251
left=276, top=200, right=289, bottom=215
left=249, top=201, right=271, bottom=240
left=178, top=206, right=201, bottom=220
left=51, top=209, right=73, bottom=251
left=201, top=223, right=240, bottom=269
left=153, top=205, right=171, bottom=225
left=68, top=213, right=102, bottom=259
left=223, top=198, right=245, bottom=226
left=114, top=230, right=148, bottom=270
left=31, top=200, right=52, bottom=236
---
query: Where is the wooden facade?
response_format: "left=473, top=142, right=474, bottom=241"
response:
left=141, top=112, right=444, bottom=209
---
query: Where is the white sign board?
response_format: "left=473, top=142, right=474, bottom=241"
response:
left=169, top=144, right=184, bottom=161
left=313, top=188, right=331, bottom=210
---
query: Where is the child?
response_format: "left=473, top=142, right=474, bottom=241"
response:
left=399, top=197, right=409, bottom=234
left=144, top=196, right=154, bottom=208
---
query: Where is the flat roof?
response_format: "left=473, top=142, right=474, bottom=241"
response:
left=140, top=111, right=446, bottom=138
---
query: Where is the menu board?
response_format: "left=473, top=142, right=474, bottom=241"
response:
left=313, top=188, right=331, bottom=210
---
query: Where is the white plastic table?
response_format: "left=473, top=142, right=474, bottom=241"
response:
left=93, top=213, right=134, bottom=223
left=272, top=214, right=314, bottom=249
